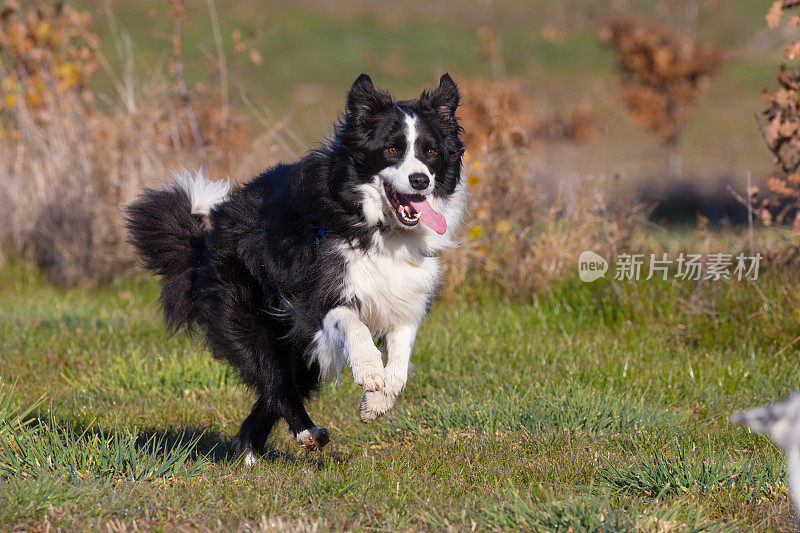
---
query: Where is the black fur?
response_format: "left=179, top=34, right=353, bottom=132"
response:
left=125, top=187, right=206, bottom=332
left=125, top=74, right=464, bottom=458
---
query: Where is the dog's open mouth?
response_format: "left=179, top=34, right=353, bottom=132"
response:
left=384, top=182, right=420, bottom=226
left=382, top=182, right=447, bottom=234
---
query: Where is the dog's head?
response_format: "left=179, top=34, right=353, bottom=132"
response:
left=338, top=74, right=465, bottom=236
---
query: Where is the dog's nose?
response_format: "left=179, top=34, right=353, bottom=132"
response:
left=408, top=173, right=430, bottom=191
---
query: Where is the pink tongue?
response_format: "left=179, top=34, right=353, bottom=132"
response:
left=406, top=195, right=447, bottom=235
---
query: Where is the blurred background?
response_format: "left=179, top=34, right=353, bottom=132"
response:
left=0, top=0, right=797, bottom=293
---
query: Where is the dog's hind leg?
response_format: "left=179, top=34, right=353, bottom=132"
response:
left=200, top=274, right=330, bottom=457
left=233, top=396, right=278, bottom=464
left=234, top=377, right=330, bottom=460
left=274, top=378, right=330, bottom=451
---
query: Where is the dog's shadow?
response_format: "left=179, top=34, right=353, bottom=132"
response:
left=20, top=413, right=349, bottom=469
left=133, top=426, right=350, bottom=468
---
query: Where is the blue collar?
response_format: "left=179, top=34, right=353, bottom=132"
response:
left=315, top=222, right=326, bottom=245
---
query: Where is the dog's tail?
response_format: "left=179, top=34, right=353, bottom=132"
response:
left=125, top=169, right=230, bottom=331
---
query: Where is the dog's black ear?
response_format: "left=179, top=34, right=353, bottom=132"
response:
left=346, top=74, right=393, bottom=126
left=420, top=73, right=461, bottom=124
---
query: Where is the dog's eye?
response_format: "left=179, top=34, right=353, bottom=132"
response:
left=386, top=147, right=398, bottom=155
left=426, top=148, right=437, bottom=157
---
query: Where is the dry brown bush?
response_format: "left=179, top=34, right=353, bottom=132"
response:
left=442, top=152, right=638, bottom=297
left=0, top=77, right=240, bottom=284
left=0, top=0, right=99, bottom=132
left=458, top=79, right=597, bottom=153
left=747, top=2, right=800, bottom=232
left=442, top=80, right=635, bottom=297
left=599, top=17, right=723, bottom=145
left=0, top=0, right=284, bottom=284
left=600, top=17, right=723, bottom=178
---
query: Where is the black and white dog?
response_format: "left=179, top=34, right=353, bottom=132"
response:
left=126, top=74, right=466, bottom=462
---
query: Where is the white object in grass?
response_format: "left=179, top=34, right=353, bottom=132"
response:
left=731, top=393, right=800, bottom=514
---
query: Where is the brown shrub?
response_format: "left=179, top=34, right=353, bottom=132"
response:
left=599, top=17, right=723, bottom=147
left=0, top=0, right=99, bottom=133
left=443, top=80, right=633, bottom=297
left=747, top=2, right=800, bottom=231
left=1, top=90, right=177, bottom=284
left=458, top=79, right=597, bottom=153
left=442, top=149, right=636, bottom=298
left=0, top=0, right=280, bottom=284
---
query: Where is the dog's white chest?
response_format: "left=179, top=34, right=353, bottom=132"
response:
left=341, top=247, right=439, bottom=336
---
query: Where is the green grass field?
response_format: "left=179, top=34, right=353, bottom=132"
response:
left=3, top=2, right=800, bottom=530
left=2, top=262, right=799, bottom=530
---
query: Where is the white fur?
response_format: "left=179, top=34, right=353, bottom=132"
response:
left=171, top=169, right=230, bottom=216
left=340, top=245, right=439, bottom=336
left=357, top=179, right=386, bottom=228
left=336, top=242, right=436, bottom=421
left=731, top=392, right=800, bottom=514
left=309, top=161, right=467, bottom=422
left=378, top=113, right=435, bottom=197
left=360, top=323, right=418, bottom=422
left=314, top=307, right=384, bottom=389
left=242, top=451, right=258, bottom=466
left=296, top=429, right=313, bottom=447
left=295, top=427, right=328, bottom=448
left=789, top=447, right=800, bottom=518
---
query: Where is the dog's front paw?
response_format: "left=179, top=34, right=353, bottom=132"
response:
left=355, top=370, right=384, bottom=392
left=359, top=389, right=399, bottom=423
left=351, top=349, right=385, bottom=391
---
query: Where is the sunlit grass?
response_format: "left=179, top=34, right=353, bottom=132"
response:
left=1, top=260, right=798, bottom=529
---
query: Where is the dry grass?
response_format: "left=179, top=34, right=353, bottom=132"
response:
left=0, top=2, right=778, bottom=292
left=458, top=79, right=596, bottom=152
left=0, top=3, right=620, bottom=292
left=1, top=92, right=170, bottom=284
left=0, top=79, right=288, bottom=284
left=0, top=1, right=289, bottom=284
left=444, top=80, right=641, bottom=297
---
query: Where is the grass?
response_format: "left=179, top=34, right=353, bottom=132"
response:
left=2, top=1, right=799, bottom=529
left=479, top=495, right=714, bottom=532
left=1, top=259, right=800, bottom=530
left=600, top=442, right=785, bottom=500
left=0, top=405, right=206, bottom=483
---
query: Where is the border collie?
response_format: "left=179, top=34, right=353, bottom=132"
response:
left=125, top=74, right=466, bottom=462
